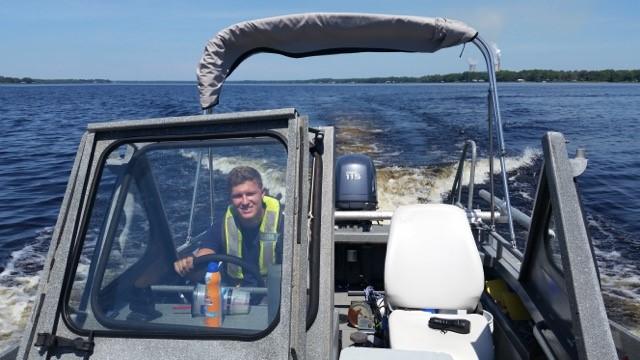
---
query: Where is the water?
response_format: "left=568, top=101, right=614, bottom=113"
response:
left=1, top=83, right=639, bottom=351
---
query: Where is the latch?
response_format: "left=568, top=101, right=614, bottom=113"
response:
left=34, top=332, right=95, bottom=355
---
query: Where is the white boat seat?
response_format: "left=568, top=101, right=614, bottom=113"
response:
left=384, top=204, right=492, bottom=359
left=339, top=347, right=454, bottom=360
left=388, top=311, right=493, bottom=359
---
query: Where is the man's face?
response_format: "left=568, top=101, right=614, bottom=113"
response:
left=230, top=180, right=264, bottom=223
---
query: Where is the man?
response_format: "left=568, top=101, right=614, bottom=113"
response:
left=174, top=166, right=283, bottom=287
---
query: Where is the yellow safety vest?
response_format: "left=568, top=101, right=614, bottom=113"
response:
left=224, top=195, right=281, bottom=280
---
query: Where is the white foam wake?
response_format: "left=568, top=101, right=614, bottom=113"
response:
left=0, top=229, right=49, bottom=354
left=376, top=148, right=541, bottom=210
left=180, top=151, right=287, bottom=200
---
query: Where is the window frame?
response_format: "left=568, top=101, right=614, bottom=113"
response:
left=61, top=130, right=289, bottom=341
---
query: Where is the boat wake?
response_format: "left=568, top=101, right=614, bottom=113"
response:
left=0, top=227, right=49, bottom=354
left=180, top=151, right=287, bottom=200
left=376, top=148, right=541, bottom=210
left=588, top=215, right=640, bottom=335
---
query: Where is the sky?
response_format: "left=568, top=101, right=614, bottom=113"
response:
left=1, top=0, right=639, bottom=81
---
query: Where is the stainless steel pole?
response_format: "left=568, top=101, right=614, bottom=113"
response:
left=472, top=36, right=517, bottom=246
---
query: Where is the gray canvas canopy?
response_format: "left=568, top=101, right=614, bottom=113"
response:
left=197, top=13, right=477, bottom=109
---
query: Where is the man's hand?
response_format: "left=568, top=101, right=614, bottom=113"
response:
left=174, top=255, right=195, bottom=276
left=173, top=248, right=215, bottom=277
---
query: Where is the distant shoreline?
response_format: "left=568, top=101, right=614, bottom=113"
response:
left=246, top=69, right=640, bottom=84
left=3, top=69, right=640, bottom=84
left=0, top=75, right=111, bottom=84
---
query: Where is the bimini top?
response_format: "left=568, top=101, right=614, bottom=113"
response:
left=197, top=13, right=477, bottom=109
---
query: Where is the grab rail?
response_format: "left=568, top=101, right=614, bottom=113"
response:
left=476, top=189, right=528, bottom=261
left=478, top=190, right=532, bottom=230
left=450, top=140, right=477, bottom=209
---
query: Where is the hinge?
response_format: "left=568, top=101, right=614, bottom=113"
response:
left=34, top=332, right=95, bottom=355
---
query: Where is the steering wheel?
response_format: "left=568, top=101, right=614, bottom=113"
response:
left=193, top=253, right=264, bottom=287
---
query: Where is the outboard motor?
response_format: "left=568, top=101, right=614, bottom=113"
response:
left=334, top=154, right=385, bottom=291
left=335, top=154, right=377, bottom=210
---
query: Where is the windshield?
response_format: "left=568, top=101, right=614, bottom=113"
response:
left=65, top=136, right=287, bottom=336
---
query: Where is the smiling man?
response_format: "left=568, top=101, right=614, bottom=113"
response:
left=174, top=166, right=283, bottom=286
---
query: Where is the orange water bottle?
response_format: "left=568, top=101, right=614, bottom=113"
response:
left=204, top=262, right=222, bottom=327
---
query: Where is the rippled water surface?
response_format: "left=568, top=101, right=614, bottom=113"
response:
left=1, top=83, right=639, bottom=352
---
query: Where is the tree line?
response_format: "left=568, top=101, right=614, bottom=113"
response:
left=295, top=69, right=640, bottom=84
left=4, top=69, right=640, bottom=85
left=0, top=75, right=111, bottom=84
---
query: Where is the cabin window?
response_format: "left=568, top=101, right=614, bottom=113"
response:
left=65, top=136, right=287, bottom=338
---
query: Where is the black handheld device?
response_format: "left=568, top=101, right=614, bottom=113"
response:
left=428, top=317, right=471, bottom=334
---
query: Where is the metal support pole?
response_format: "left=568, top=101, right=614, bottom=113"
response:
left=208, top=148, right=214, bottom=226
left=472, top=36, right=517, bottom=246
left=466, top=141, right=476, bottom=209
left=487, top=93, right=496, bottom=228
left=451, top=140, right=477, bottom=210
left=186, top=151, right=203, bottom=242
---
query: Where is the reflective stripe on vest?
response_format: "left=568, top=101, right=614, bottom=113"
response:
left=225, top=195, right=280, bottom=280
